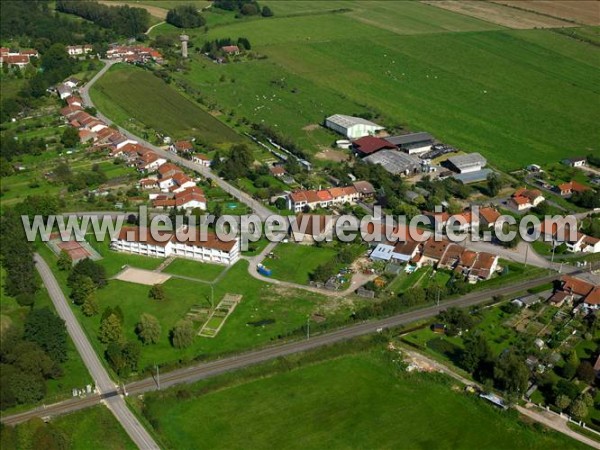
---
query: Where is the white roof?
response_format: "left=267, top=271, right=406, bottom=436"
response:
left=447, top=152, right=487, bottom=169
left=326, top=114, right=383, bottom=130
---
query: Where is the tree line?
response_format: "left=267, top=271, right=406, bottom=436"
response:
left=166, top=4, right=206, bottom=28
left=213, top=0, right=273, bottom=17
left=56, top=0, right=150, bottom=37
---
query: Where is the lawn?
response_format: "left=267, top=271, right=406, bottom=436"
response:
left=139, top=351, right=588, bottom=450
left=160, top=2, right=600, bottom=170
left=90, top=64, right=241, bottom=146
left=163, top=257, right=225, bottom=281
left=37, top=244, right=341, bottom=373
left=2, top=405, right=135, bottom=449
left=265, top=243, right=338, bottom=284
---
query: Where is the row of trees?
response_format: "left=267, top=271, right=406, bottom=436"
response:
left=310, top=244, right=364, bottom=283
left=213, top=0, right=273, bottom=17
left=56, top=0, right=150, bottom=37
left=166, top=4, right=206, bottom=28
left=0, top=308, right=68, bottom=409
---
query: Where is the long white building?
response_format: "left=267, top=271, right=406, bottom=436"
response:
left=111, top=227, right=240, bottom=265
left=325, top=114, right=384, bottom=139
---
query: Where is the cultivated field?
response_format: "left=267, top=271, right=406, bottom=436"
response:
left=90, top=65, right=241, bottom=146
left=166, top=1, right=600, bottom=170
left=423, top=0, right=577, bottom=29
left=493, top=1, right=600, bottom=26
left=139, top=351, right=589, bottom=449
left=99, top=0, right=169, bottom=19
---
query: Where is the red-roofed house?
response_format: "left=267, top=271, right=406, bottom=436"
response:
left=557, top=180, right=590, bottom=196
left=170, top=140, right=193, bottom=154
left=222, top=45, right=240, bottom=55
left=509, top=188, right=545, bottom=211
left=191, top=153, right=211, bottom=167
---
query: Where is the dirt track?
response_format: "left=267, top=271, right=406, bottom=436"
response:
left=493, top=1, right=600, bottom=26
left=423, top=0, right=578, bottom=29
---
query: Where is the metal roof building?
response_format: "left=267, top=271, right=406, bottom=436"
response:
left=446, top=152, right=487, bottom=174
left=385, top=132, right=434, bottom=154
left=325, top=114, right=384, bottom=139
left=363, top=150, right=421, bottom=176
left=453, top=168, right=493, bottom=184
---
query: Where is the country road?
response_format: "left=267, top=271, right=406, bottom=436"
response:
left=79, top=60, right=273, bottom=221
left=32, top=254, right=160, bottom=450
left=3, top=268, right=568, bottom=426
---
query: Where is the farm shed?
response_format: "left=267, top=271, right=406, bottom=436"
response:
left=384, top=132, right=434, bottom=155
left=325, top=114, right=384, bottom=139
left=446, top=153, right=487, bottom=174
left=363, top=150, right=421, bottom=175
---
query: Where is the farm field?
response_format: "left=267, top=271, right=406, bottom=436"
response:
left=424, top=0, right=577, bottom=29
left=1, top=405, right=135, bottom=449
left=139, top=350, right=588, bottom=449
left=90, top=64, right=241, bottom=146
left=493, top=1, right=600, bottom=26
left=265, top=243, right=338, bottom=285
left=165, top=2, right=600, bottom=170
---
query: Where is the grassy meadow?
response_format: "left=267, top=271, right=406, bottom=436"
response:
left=139, top=350, right=588, bottom=450
left=90, top=64, right=241, bottom=146
left=265, top=243, right=338, bottom=285
left=1, top=405, right=135, bottom=449
left=152, top=1, right=600, bottom=170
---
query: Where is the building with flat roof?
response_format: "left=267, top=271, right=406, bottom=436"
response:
left=325, top=114, right=384, bottom=139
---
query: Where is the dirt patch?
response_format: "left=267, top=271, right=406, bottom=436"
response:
left=423, top=0, right=578, bottom=29
left=493, top=1, right=600, bottom=26
left=302, top=124, right=320, bottom=131
left=98, top=1, right=168, bottom=19
left=315, top=147, right=349, bottom=162
left=114, top=267, right=171, bottom=285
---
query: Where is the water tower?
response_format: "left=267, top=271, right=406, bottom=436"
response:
left=180, top=35, right=189, bottom=58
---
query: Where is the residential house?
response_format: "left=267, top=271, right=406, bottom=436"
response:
left=222, top=45, right=240, bottom=55
left=509, top=188, right=545, bottom=211
left=557, top=180, right=590, bottom=196
left=287, top=184, right=363, bottom=212
left=191, top=153, right=211, bottom=167
left=170, top=140, right=194, bottom=154
left=562, top=157, right=586, bottom=168
left=289, top=214, right=335, bottom=243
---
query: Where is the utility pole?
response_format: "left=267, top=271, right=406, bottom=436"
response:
left=306, top=316, right=310, bottom=340
left=524, top=243, right=529, bottom=268
left=155, top=364, right=160, bottom=390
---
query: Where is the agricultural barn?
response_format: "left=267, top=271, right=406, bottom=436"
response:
left=384, top=132, right=434, bottom=155
left=353, top=136, right=395, bottom=156
left=363, top=150, right=421, bottom=176
left=446, top=153, right=487, bottom=174
left=325, top=114, right=384, bottom=139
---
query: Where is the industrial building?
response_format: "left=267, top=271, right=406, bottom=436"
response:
left=325, top=114, right=384, bottom=139
left=446, top=153, right=487, bottom=174
left=384, top=132, right=434, bottom=154
left=363, top=150, right=421, bottom=176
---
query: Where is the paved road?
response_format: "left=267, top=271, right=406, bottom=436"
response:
left=80, top=61, right=272, bottom=221
left=31, top=254, right=160, bottom=450
left=3, top=269, right=568, bottom=426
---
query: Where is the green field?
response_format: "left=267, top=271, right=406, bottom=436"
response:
left=140, top=350, right=587, bottom=450
left=265, top=243, right=338, bottom=284
left=1, top=406, right=135, bottom=449
left=157, top=2, right=600, bottom=170
left=90, top=64, right=241, bottom=146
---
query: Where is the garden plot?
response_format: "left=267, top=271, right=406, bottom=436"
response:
left=199, top=294, right=243, bottom=338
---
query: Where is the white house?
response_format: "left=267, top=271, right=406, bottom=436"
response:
left=192, top=153, right=211, bottom=167
left=325, top=114, right=384, bottom=139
